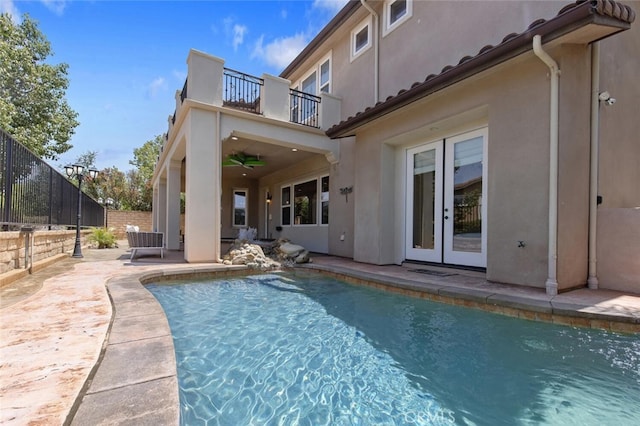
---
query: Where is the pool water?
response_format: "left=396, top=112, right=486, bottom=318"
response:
left=147, top=272, right=640, bottom=425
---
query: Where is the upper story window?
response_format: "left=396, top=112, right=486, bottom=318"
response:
left=302, top=72, right=317, bottom=96
left=320, top=60, right=330, bottom=93
left=383, top=0, right=412, bottom=36
left=351, top=16, right=372, bottom=61
left=293, top=52, right=332, bottom=95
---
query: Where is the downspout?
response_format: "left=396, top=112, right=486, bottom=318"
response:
left=360, top=0, right=379, bottom=102
left=587, top=42, right=600, bottom=289
left=532, top=35, right=560, bottom=296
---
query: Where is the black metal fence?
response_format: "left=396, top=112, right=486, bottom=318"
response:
left=290, top=89, right=321, bottom=128
left=223, top=68, right=263, bottom=114
left=0, top=129, right=104, bottom=230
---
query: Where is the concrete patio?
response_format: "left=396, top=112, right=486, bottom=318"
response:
left=1, top=243, right=638, bottom=425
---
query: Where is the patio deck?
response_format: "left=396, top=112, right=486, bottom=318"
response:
left=1, top=244, right=638, bottom=424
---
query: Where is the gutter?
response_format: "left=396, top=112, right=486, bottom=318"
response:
left=587, top=42, right=600, bottom=289
left=532, top=34, right=560, bottom=296
left=360, top=0, right=379, bottom=102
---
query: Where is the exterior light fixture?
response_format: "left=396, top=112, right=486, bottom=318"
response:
left=98, top=197, right=114, bottom=228
left=64, top=164, right=99, bottom=258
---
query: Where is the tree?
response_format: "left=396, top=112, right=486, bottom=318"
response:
left=92, top=167, right=128, bottom=209
left=0, top=13, right=79, bottom=160
left=127, top=135, right=163, bottom=211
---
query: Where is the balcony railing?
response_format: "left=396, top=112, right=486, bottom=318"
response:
left=223, top=68, right=263, bottom=114
left=290, top=89, right=321, bottom=128
left=180, top=78, right=188, bottom=103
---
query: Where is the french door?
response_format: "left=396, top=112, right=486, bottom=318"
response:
left=406, top=128, right=487, bottom=267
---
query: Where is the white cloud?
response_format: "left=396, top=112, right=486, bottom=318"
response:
left=1, top=0, right=21, bottom=22
left=232, top=23, right=247, bottom=51
left=147, top=77, right=167, bottom=98
left=312, top=0, right=349, bottom=14
left=222, top=16, right=248, bottom=51
left=251, top=33, right=309, bottom=70
left=40, top=0, right=68, bottom=16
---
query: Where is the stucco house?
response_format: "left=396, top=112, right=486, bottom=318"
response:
left=151, top=0, right=639, bottom=295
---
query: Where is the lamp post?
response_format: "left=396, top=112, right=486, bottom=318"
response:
left=98, top=197, right=114, bottom=228
left=65, top=164, right=99, bottom=258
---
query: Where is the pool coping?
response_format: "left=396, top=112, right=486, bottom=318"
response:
left=69, top=261, right=639, bottom=424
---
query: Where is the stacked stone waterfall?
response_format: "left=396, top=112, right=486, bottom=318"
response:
left=222, top=228, right=311, bottom=270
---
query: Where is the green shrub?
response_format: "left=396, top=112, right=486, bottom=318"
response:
left=89, top=227, right=117, bottom=249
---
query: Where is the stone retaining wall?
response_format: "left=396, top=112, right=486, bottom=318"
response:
left=0, top=230, right=89, bottom=276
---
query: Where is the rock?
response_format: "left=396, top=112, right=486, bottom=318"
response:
left=294, top=250, right=310, bottom=264
left=278, top=242, right=305, bottom=257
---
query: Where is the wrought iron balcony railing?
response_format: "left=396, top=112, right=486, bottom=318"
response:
left=290, top=89, right=321, bottom=128
left=223, top=68, right=264, bottom=114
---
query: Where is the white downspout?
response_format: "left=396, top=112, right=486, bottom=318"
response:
left=587, top=42, right=600, bottom=289
left=533, top=34, right=560, bottom=296
left=360, top=0, right=379, bottom=102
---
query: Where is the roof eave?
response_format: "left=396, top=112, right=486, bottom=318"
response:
left=326, top=0, right=635, bottom=139
left=280, top=1, right=361, bottom=79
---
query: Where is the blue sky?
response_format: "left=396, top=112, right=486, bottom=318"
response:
left=2, top=0, right=347, bottom=171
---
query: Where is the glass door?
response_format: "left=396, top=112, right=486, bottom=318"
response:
left=405, top=128, right=487, bottom=267
left=406, top=141, right=443, bottom=262
left=443, top=128, right=487, bottom=267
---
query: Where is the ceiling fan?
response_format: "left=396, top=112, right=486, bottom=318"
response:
left=222, top=152, right=265, bottom=169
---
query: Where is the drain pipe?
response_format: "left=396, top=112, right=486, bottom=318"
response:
left=587, top=42, right=600, bottom=289
left=533, top=35, right=560, bottom=296
left=360, top=0, right=379, bottom=102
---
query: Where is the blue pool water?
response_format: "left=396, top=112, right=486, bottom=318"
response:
left=147, top=272, right=640, bottom=425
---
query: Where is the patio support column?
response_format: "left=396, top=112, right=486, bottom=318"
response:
left=166, top=159, right=182, bottom=250
left=157, top=178, right=167, bottom=236
left=156, top=178, right=167, bottom=233
left=152, top=184, right=159, bottom=231
left=184, top=108, right=221, bottom=262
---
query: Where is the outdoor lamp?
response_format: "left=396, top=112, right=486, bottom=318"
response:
left=65, top=164, right=99, bottom=258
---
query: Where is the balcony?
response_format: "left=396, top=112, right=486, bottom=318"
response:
left=166, top=49, right=341, bottom=139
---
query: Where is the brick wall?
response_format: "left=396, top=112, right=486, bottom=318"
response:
left=106, top=210, right=153, bottom=238
left=105, top=210, right=185, bottom=239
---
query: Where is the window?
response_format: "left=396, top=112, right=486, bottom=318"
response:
left=384, top=0, right=412, bottom=36
left=351, top=17, right=372, bottom=61
left=293, top=52, right=332, bottom=95
left=281, top=175, right=330, bottom=226
left=281, top=186, right=291, bottom=226
left=233, top=189, right=247, bottom=227
left=302, top=72, right=316, bottom=96
left=320, top=60, right=330, bottom=93
left=321, top=176, right=329, bottom=225
left=294, top=179, right=317, bottom=225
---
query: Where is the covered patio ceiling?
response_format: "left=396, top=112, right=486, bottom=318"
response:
left=220, top=136, right=319, bottom=179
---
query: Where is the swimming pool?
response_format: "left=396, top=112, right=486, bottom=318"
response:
left=147, top=272, right=640, bottom=425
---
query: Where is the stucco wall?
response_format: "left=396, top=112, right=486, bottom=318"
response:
left=596, top=208, right=640, bottom=294
left=258, top=155, right=331, bottom=253
left=221, top=177, right=260, bottom=239
left=594, top=11, right=640, bottom=292
left=346, top=43, right=599, bottom=290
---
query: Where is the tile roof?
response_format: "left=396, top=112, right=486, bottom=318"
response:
left=326, top=0, right=636, bottom=138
